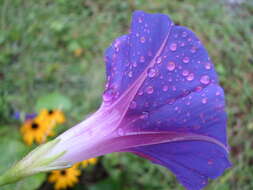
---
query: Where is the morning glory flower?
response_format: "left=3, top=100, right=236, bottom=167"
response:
left=0, top=11, right=231, bottom=190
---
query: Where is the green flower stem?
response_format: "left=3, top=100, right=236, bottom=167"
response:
left=0, top=139, right=68, bottom=187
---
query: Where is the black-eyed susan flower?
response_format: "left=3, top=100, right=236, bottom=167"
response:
left=48, top=165, right=81, bottom=190
left=20, top=117, right=53, bottom=145
left=80, top=158, right=98, bottom=168
left=38, top=109, right=66, bottom=126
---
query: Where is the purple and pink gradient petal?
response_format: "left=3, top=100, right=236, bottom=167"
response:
left=48, top=10, right=231, bottom=190
left=102, top=10, right=231, bottom=189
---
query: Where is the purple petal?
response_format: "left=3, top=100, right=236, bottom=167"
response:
left=129, top=141, right=231, bottom=190
left=102, top=11, right=231, bottom=189
left=123, top=84, right=228, bottom=146
left=44, top=11, right=230, bottom=190
left=103, top=11, right=173, bottom=104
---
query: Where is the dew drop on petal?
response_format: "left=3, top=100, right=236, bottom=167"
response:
left=202, top=98, right=208, bottom=104
left=216, top=91, right=221, bottom=96
left=140, top=36, right=146, bottom=43
left=191, top=47, right=197, bottom=53
left=130, top=101, right=137, bottom=109
left=103, top=90, right=113, bottom=102
left=182, top=31, right=187, bottom=37
left=128, top=71, right=133, bottom=78
left=208, top=160, right=213, bottom=165
left=169, top=43, right=177, bottom=51
left=156, top=57, right=162, bottom=64
left=138, top=17, right=143, bottom=23
left=147, top=68, right=157, bottom=78
left=140, top=56, right=145, bottom=63
left=138, top=91, right=144, bottom=96
left=180, top=42, right=185, bottom=47
left=186, top=73, right=194, bottom=81
left=200, top=75, right=210, bottom=85
left=182, top=70, right=189, bottom=76
left=117, top=128, right=124, bottom=136
left=146, top=86, right=154, bottom=94
left=162, top=85, right=168, bottom=92
left=205, top=62, right=212, bottom=70
left=140, top=112, right=149, bottom=119
left=182, top=57, right=190, bottom=63
left=167, top=61, right=176, bottom=71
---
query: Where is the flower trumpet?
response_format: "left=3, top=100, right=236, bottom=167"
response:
left=0, top=11, right=231, bottom=190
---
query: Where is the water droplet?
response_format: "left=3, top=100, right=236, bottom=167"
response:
left=205, top=62, right=211, bottom=70
left=180, top=42, right=185, bottom=47
left=174, top=106, right=179, bottom=111
left=140, top=56, right=145, bottom=63
left=207, top=160, right=213, bottom=165
left=138, top=17, right=143, bottom=23
left=103, top=90, right=114, bottom=102
left=117, top=128, right=124, bottom=136
left=202, top=98, right=208, bottom=104
left=128, top=71, right=133, bottom=78
left=156, top=57, right=162, bottom=64
left=182, top=57, right=190, bottom=63
left=138, top=91, right=144, bottom=96
left=182, top=70, right=189, bottom=76
left=186, top=73, right=194, bottom=81
left=140, top=112, right=149, bottom=119
left=195, top=86, right=203, bottom=92
left=162, top=85, right=168, bottom=92
left=191, top=47, right=197, bottom=53
left=200, top=75, right=210, bottom=85
left=147, top=68, right=157, bottom=78
left=133, top=62, right=137, bottom=67
left=182, top=32, right=187, bottom=37
left=140, top=36, right=145, bottom=43
left=146, top=86, right=154, bottom=94
left=216, top=91, right=221, bottom=96
left=130, top=101, right=137, bottom=109
left=172, top=86, right=176, bottom=91
left=185, top=101, right=191, bottom=106
left=169, top=43, right=177, bottom=51
left=115, top=47, right=119, bottom=52
left=167, top=61, right=176, bottom=71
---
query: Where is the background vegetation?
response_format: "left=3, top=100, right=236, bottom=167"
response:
left=0, top=0, right=253, bottom=189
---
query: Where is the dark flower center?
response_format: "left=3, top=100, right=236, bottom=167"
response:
left=48, top=110, right=54, bottom=115
left=31, top=122, right=39, bottom=130
left=60, top=170, right=67, bottom=176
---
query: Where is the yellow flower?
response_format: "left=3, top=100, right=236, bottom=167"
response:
left=88, top=158, right=98, bottom=165
left=80, top=158, right=98, bottom=168
left=20, top=117, right=53, bottom=145
left=73, top=48, right=83, bottom=57
left=48, top=165, right=81, bottom=190
left=38, top=109, right=66, bottom=126
left=80, top=160, right=89, bottom=168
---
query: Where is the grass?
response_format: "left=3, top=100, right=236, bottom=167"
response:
left=0, top=0, right=253, bottom=189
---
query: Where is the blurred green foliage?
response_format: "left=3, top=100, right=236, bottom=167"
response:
left=0, top=0, right=253, bottom=189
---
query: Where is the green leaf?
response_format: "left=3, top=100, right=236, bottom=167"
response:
left=88, top=178, right=121, bottom=190
left=0, top=126, right=46, bottom=190
left=35, top=92, right=72, bottom=112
